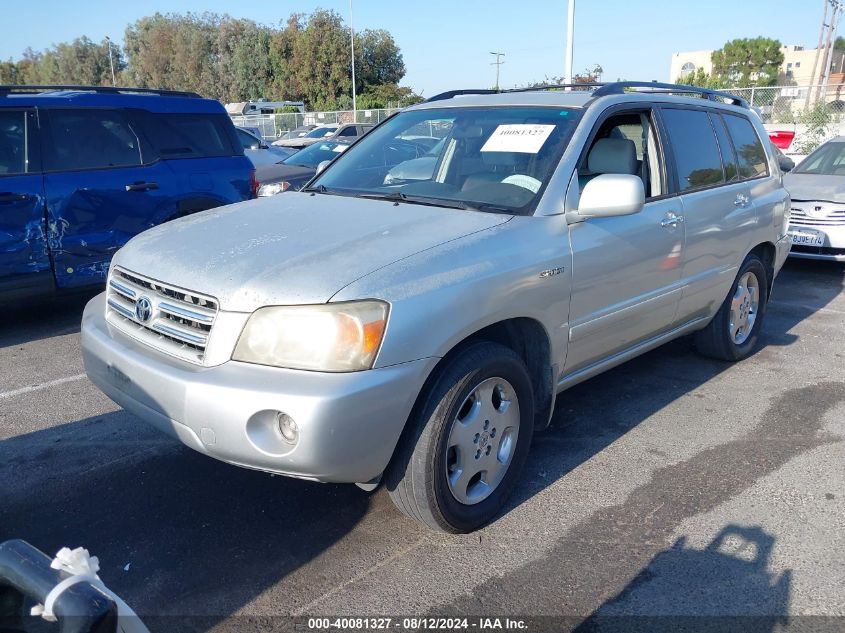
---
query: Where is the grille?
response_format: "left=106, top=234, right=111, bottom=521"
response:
left=790, top=205, right=845, bottom=227
left=105, top=267, right=219, bottom=365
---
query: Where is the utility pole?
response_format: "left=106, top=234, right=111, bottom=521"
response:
left=349, top=0, right=357, bottom=117
left=564, top=0, right=575, bottom=87
left=490, top=51, right=505, bottom=90
left=105, top=36, right=116, bottom=86
left=820, top=1, right=843, bottom=99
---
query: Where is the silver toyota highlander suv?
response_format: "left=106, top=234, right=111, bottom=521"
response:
left=82, top=82, right=792, bottom=533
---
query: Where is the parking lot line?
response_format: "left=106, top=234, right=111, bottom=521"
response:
left=0, top=373, right=86, bottom=400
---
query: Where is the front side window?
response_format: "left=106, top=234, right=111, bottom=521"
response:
left=661, top=108, right=724, bottom=191
left=310, top=106, right=582, bottom=214
left=46, top=109, right=142, bottom=171
left=0, top=110, right=27, bottom=176
left=722, top=114, right=768, bottom=179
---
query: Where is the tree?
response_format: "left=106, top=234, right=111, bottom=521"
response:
left=356, top=29, right=405, bottom=90
left=710, top=37, right=784, bottom=87
left=679, top=67, right=726, bottom=89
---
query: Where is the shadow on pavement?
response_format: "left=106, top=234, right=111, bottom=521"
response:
left=0, top=289, right=99, bottom=348
left=576, top=525, right=791, bottom=632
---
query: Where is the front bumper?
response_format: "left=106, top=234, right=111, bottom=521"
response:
left=81, top=293, right=437, bottom=483
left=787, top=221, right=845, bottom=262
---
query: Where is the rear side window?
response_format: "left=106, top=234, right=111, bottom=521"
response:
left=722, top=114, right=768, bottom=179
left=338, top=126, right=358, bottom=137
left=0, top=110, right=28, bottom=175
left=45, top=109, right=142, bottom=171
left=139, top=113, right=238, bottom=159
left=660, top=108, right=724, bottom=191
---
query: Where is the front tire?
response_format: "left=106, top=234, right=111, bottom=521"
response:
left=385, top=342, right=534, bottom=533
left=695, top=254, right=768, bottom=361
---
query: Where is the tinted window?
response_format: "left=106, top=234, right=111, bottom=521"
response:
left=661, top=108, right=724, bottom=191
left=237, top=129, right=260, bottom=149
left=723, top=114, right=768, bottom=179
left=337, top=126, right=358, bottom=137
left=139, top=113, right=236, bottom=159
left=46, top=109, right=142, bottom=171
left=710, top=114, right=739, bottom=181
left=0, top=110, right=27, bottom=175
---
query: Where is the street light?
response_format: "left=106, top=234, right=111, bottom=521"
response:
left=105, top=36, right=116, bottom=86
left=490, top=52, right=505, bottom=91
left=564, top=0, right=575, bottom=87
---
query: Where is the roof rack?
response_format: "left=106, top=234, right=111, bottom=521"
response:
left=0, top=85, right=202, bottom=98
left=425, top=83, right=601, bottom=103
left=424, top=81, right=748, bottom=109
left=592, top=81, right=749, bottom=108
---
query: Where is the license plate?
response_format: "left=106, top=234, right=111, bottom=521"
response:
left=788, top=229, right=825, bottom=246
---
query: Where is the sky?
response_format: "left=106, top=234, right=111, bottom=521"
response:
left=0, top=0, right=831, bottom=97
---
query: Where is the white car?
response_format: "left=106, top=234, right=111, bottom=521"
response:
left=783, top=136, right=845, bottom=261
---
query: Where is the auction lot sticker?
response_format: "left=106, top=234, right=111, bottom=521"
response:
left=480, top=124, right=555, bottom=153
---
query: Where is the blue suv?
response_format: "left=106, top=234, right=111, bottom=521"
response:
left=0, top=85, right=255, bottom=298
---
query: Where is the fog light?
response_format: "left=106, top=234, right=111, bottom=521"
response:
left=276, top=412, right=299, bottom=443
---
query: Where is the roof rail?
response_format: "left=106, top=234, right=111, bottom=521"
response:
left=0, top=85, right=202, bottom=98
left=592, top=81, right=749, bottom=108
left=424, top=81, right=749, bottom=109
left=425, top=83, right=603, bottom=103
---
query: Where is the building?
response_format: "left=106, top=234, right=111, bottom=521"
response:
left=669, top=45, right=828, bottom=85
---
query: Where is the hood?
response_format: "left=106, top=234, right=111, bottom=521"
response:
left=783, top=173, right=845, bottom=203
left=254, top=163, right=315, bottom=186
left=113, top=192, right=511, bottom=312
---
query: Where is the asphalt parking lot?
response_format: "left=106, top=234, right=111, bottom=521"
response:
left=1, top=257, right=844, bottom=632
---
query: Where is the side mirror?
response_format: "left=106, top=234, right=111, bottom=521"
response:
left=577, top=174, right=645, bottom=219
left=778, top=154, right=795, bottom=172
left=316, top=160, right=332, bottom=174
left=249, top=143, right=261, bottom=150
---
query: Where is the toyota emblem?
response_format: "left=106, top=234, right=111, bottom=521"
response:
left=135, top=296, right=153, bottom=323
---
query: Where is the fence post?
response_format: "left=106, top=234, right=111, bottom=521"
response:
left=750, top=87, right=755, bottom=107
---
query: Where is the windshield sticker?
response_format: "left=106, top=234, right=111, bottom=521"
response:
left=480, top=124, right=555, bottom=154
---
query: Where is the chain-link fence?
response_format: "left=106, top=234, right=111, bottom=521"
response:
left=231, top=108, right=400, bottom=140
left=231, top=85, right=845, bottom=155
left=726, top=84, right=845, bottom=154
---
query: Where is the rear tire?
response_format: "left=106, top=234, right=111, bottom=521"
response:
left=695, top=254, right=768, bottom=361
left=385, top=342, right=534, bottom=533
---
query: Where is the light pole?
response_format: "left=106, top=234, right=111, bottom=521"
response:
left=349, top=0, right=357, bottom=118
left=564, top=0, right=575, bottom=87
left=490, top=51, right=505, bottom=90
left=105, top=36, right=116, bottom=86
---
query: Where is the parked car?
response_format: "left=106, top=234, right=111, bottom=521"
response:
left=783, top=136, right=845, bottom=261
left=235, top=127, right=297, bottom=167
left=256, top=138, right=354, bottom=196
left=272, top=123, right=373, bottom=149
left=237, top=125, right=264, bottom=139
left=276, top=125, right=317, bottom=141
left=82, top=82, right=790, bottom=533
left=0, top=85, right=254, bottom=298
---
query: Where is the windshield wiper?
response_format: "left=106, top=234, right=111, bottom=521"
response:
left=352, top=191, right=475, bottom=211
left=302, top=184, right=333, bottom=194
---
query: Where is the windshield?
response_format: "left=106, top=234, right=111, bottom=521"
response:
left=283, top=141, right=349, bottom=168
left=794, top=141, right=845, bottom=175
left=305, top=126, right=338, bottom=138
left=309, top=106, right=581, bottom=214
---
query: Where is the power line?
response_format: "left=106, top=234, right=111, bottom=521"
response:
left=490, top=51, right=505, bottom=90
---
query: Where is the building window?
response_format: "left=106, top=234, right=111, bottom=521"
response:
left=795, top=62, right=801, bottom=68
left=680, top=62, right=695, bottom=76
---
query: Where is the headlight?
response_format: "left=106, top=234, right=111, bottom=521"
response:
left=232, top=301, right=389, bottom=372
left=258, top=181, right=291, bottom=197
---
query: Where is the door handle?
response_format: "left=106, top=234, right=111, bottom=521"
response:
left=125, top=182, right=159, bottom=192
left=0, top=192, right=28, bottom=203
left=734, top=193, right=750, bottom=208
left=660, top=212, right=684, bottom=228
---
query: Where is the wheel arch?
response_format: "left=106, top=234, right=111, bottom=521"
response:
left=748, top=241, right=776, bottom=297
